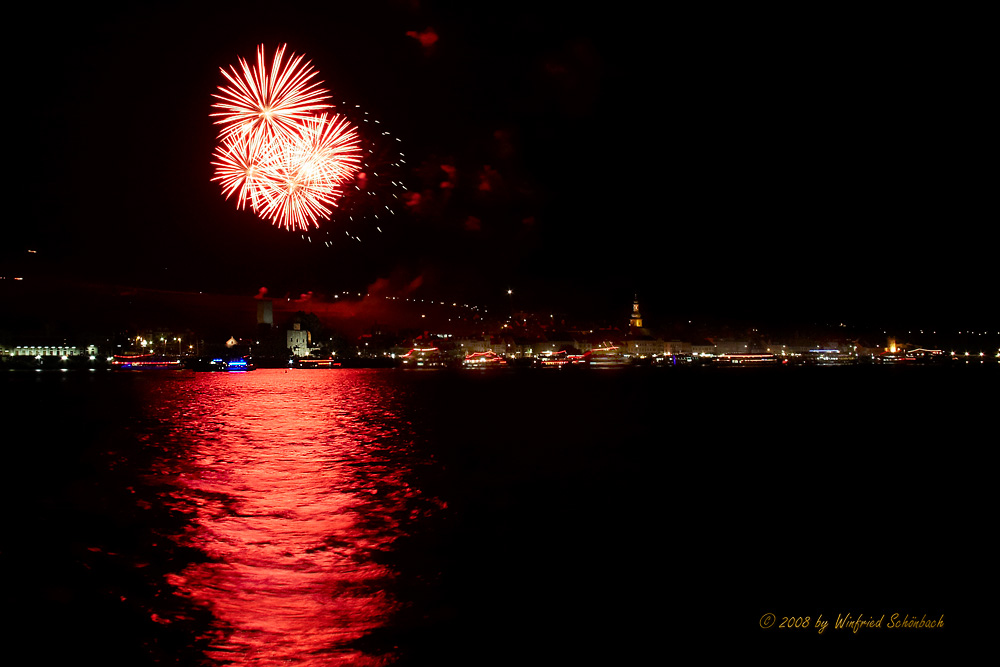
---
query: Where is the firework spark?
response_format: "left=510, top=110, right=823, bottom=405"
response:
left=210, top=45, right=363, bottom=232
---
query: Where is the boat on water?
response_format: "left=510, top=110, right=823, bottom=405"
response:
left=463, top=350, right=507, bottom=368
left=584, top=346, right=629, bottom=368
left=400, top=347, right=449, bottom=368
left=111, top=354, right=183, bottom=370
left=712, top=353, right=781, bottom=366
left=295, top=357, right=342, bottom=369
left=538, top=350, right=586, bottom=368
left=183, top=356, right=256, bottom=372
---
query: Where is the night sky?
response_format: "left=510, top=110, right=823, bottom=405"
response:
left=7, top=3, right=993, bottom=330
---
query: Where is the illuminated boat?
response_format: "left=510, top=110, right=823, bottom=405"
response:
left=801, top=349, right=857, bottom=366
left=538, top=350, right=586, bottom=368
left=111, top=354, right=183, bottom=370
left=584, top=346, right=628, bottom=367
left=219, top=357, right=255, bottom=372
left=400, top=347, right=447, bottom=368
left=185, top=356, right=256, bottom=372
left=712, top=353, right=780, bottom=365
left=463, top=350, right=507, bottom=368
left=876, top=353, right=917, bottom=364
left=295, top=357, right=342, bottom=369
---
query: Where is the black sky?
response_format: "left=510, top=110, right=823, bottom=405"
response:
left=7, top=3, right=993, bottom=329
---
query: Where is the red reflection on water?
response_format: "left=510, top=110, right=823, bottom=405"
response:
left=144, top=370, right=426, bottom=665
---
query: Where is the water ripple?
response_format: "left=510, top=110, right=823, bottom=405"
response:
left=135, top=369, right=433, bottom=665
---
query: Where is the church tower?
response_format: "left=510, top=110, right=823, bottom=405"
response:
left=630, top=295, right=643, bottom=329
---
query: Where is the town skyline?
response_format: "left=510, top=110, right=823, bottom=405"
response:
left=3, top=276, right=996, bottom=365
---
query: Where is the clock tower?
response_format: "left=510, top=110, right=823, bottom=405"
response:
left=630, top=295, right=643, bottom=329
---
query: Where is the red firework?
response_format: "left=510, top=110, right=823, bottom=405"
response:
left=210, top=45, right=361, bottom=231
left=211, top=44, right=331, bottom=142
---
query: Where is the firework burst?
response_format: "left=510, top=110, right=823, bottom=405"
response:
left=210, top=45, right=363, bottom=232
left=286, top=113, right=363, bottom=187
left=255, top=114, right=361, bottom=229
left=211, top=44, right=331, bottom=143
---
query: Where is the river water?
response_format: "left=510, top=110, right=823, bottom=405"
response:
left=4, top=365, right=972, bottom=663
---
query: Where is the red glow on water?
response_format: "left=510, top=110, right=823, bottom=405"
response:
left=142, top=370, right=432, bottom=665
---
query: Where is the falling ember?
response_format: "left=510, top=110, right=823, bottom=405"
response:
left=317, top=104, right=409, bottom=244
left=210, top=45, right=362, bottom=232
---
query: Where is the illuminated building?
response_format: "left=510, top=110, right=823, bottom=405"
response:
left=664, top=341, right=692, bottom=356
left=691, top=340, right=717, bottom=357
left=630, top=295, right=643, bottom=329
left=2, top=343, right=96, bottom=358
left=455, top=336, right=491, bottom=354
left=715, top=340, right=751, bottom=354
left=690, top=339, right=750, bottom=357
left=624, top=295, right=663, bottom=358
left=626, top=337, right=665, bottom=357
left=286, top=322, right=314, bottom=358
